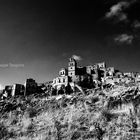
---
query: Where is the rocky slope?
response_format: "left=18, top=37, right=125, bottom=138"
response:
left=0, top=82, right=140, bottom=140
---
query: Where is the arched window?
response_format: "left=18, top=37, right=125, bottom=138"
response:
left=69, top=62, right=74, bottom=66
left=58, top=78, right=61, bottom=83
left=63, top=78, right=65, bottom=83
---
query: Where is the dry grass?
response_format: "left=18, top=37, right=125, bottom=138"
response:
left=1, top=84, right=140, bottom=140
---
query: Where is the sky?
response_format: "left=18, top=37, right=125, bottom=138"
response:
left=0, top=0, right=140, bottom=87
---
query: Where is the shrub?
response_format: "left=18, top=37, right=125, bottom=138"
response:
left=26, top=107, right=37, bottom=118
left=26, top=122, right=34, bottom=135
left=71, top=131, right=81, bottom=140
left=0, top=123, right=10, bottom=139
left=101, top=109, right=116, bottom=122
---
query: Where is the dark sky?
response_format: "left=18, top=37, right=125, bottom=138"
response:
left=0, top=0, right=140, bottom=87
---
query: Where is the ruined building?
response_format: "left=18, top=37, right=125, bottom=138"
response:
left=3, top=84, right=25, bottom=98
left=52, top=57, right=107, bottom=89
left=24, top=78, right=38, bottom=95
left=2, top=78, right=39, bottom=98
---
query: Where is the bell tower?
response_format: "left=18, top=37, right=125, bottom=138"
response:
left=68, top=57, right=77, bottom=77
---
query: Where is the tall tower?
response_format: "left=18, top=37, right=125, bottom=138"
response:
left=68, top=57, right=77, bottom=77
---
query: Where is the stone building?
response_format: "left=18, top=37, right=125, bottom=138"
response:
left=3, top=84, right=25, bottom=98
left=106, top=67, right=115, bottom=77
left=52, top=57, right=106, bottom=89
left=11, top=84, right=25, bottom=96
left=24, top=78, right=38, bottom=95
left=136, top=73, right=140, bottom=82
left=3, top=85, right=13, bottom=98
left=97, top=62, right=106, bottom=70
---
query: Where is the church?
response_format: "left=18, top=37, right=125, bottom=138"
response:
left=52, top=57, right=107, bottom=89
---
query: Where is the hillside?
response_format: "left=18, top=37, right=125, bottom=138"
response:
left=0, top=81, right=140, bottom=140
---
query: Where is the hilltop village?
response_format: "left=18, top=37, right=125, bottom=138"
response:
left=1, top=58, right=140, bottom=140
left=1, top=57, right=140, bottom=99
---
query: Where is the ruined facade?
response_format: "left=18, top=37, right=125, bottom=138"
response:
left=3, top=84, right=25, bottom=98
left=2, top=78, right=39, bottom=98
left=11, top=84, right=25, bottom=96
left=24, top=78, right=38, bottom=95
left=52, top=57, right=107, bottom=89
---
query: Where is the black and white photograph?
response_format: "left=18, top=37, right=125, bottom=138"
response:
left=0, top=0, right=140, bottom=139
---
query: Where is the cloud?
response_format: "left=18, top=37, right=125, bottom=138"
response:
left=105, top=0, right=138, bottom=22
left=132, top=20, right=140, bottom=28
left=105, top=1, right=130, bottom=22
left=72, top=55, right=82, bottom=61
left=105, top=0, right=138, bottom=43
left=114, top=34, right=134, bottom=44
